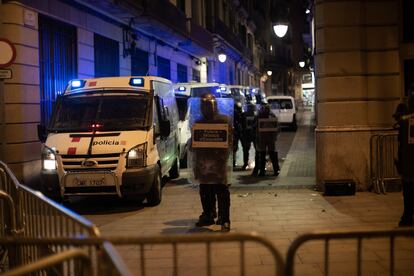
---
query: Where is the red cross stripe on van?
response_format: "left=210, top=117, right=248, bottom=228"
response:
left=88, top=81, right=97, bottom=87
left=71, top=137, right=81, bottom=142
left=67, top=147, right=77, bottom=155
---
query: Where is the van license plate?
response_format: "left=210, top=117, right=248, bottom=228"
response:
left=75, top=178, right=105, bottom=186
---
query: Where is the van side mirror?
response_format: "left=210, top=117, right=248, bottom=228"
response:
left=37, top=124, right=48, bottom=143
left=160, top=120, right=171, bottom=137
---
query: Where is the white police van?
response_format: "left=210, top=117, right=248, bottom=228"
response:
left=267, top=95, right=298, bottom=130
left=173, top=82, right=228, bottom=166
left=38, top=76, right=180, bottom=205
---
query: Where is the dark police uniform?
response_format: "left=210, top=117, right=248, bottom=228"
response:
left=395, top=98, right=414, bottom=226
left=233, top=103, right=243, bottom=167
left=255, top=104, right=280, bottom=176
left=241, top=103, right=257, bottom=170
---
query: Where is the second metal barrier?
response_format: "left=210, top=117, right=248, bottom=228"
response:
left=285, top=228, right=414, bottom=276
left=370, top=132, right=400, bottom=194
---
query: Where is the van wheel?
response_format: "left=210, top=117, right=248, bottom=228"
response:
left=146, top=168, right=162, bottom=206
left=169, top=158, right=180, bottom=179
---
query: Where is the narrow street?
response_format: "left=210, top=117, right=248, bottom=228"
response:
left=64, top=109, right=411, bottom=276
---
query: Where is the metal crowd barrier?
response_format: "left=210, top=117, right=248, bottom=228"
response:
left=285, top=228, right=414, bottom=276
left=2, top=248, right=91, bottom=276
left=0, top=237, right=130, bottom=276
left=0, top=161, right=129, bottom=275
left=370, top=132, right=400, bottom=194
left=0, top=232, right=284, bottom=276
left=0, top=161, right=100, bottom=238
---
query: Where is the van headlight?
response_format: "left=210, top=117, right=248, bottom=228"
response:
left=126, top=143, right=147, bottom=168
left=42, top=146, right=56, bottom=170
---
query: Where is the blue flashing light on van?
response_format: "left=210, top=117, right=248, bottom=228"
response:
left=129, top=78, right=145, bottom=86
left=70, top=80, right=86, bottom=89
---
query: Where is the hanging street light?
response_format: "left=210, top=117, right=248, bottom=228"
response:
left=267, top=70, right=273, bottom=76
left=218, top=53, right=227, bottom=63
left=273, top=23, right=288, bottom=38
left=299, top=61, right=305, bottom=68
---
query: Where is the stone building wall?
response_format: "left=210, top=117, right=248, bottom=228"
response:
left=315, top=0, right=401, bottom=189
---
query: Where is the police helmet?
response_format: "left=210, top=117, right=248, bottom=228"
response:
left=200, top=93, right=218, bottom=119
left=259, top=103, right=271, bottom=117
left=235, top=102, right=242, bottom=112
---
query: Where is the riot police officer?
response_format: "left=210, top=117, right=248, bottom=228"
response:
left=241, top=103, right=257, bottom=170
left=233, top=102, right=244, bottom=167
left=255, top=104, right=280, bottom=177
left=190, top=93, right=232, bottom=231
left=395, top=92, right=414, bottom=227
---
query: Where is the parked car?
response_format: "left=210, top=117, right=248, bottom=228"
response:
left=38, top=76, right=180, bottom=205
left=266, top=95, right=298, bottom=130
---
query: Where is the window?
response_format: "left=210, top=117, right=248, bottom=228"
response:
left=177, top=63, right=188, bottom=82
left=404, top=60, right=414, bottom=96
left=94, top=34, right=119, bottom=77
left=192, top=68, right=200, bottom=82
left=131, top=48, right=149, bottom=76
left=177, top=0, right=186, bottom=13
left=403, top=0, right=414, bottom=42
left=39, top=15, right=77, bottom=126
left=157, top=56, right=171, bottom=79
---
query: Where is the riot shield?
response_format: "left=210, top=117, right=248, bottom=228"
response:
left=187, top=96, right=234, bottom=185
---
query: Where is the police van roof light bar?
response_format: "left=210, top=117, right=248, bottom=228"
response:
left=70, top=80, right=86, bottom=89
left=129, top=78, right=145, bottom=86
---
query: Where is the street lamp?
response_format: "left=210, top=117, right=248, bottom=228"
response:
left=218, top=53, right=227, bottom=63
left=267, top=70, right=273, bottom=76
left=299, top=61, right=305, bottom=68
left=273, top=23, right=288, bottom=38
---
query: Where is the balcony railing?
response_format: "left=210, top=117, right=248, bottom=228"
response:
left=190, top=20, right=214, bottom=53
left=207, top=17, right=244, bottom=53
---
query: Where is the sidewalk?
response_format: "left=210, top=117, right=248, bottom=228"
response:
left=82, top=109, right=414, bottom=276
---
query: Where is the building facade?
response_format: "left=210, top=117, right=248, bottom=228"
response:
left=0, top=0, right=271, bottom=183
left=315, top=0, right=406, bottom=190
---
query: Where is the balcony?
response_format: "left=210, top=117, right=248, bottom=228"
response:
left=265, top=54, right=293, bottom=71
left=207, top=17, right=244, bottom=53
left=77, top=0, right=213, bottom=56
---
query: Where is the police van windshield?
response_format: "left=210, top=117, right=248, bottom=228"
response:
left=50, top=93, right=150, bottom=132
left=268, top=99, right=293, bottom=110
left=191, top=86, right=221, bottom=98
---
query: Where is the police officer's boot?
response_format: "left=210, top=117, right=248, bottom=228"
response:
left=251, top=152, right=260, bottom=176
left=269, top=151, right=280, bottom=176
left=258, top=152, right=266, bottom=176
left=196, top=185, right=215, bottom=227
left=242, top=148, right=249, bottom=170
left=216, top=185, right=231, bottom=232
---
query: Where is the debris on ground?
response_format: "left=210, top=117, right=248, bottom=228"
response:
left=238, top=193, right=251, bottom=198
left=321, top=209, right=326, bottom=212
